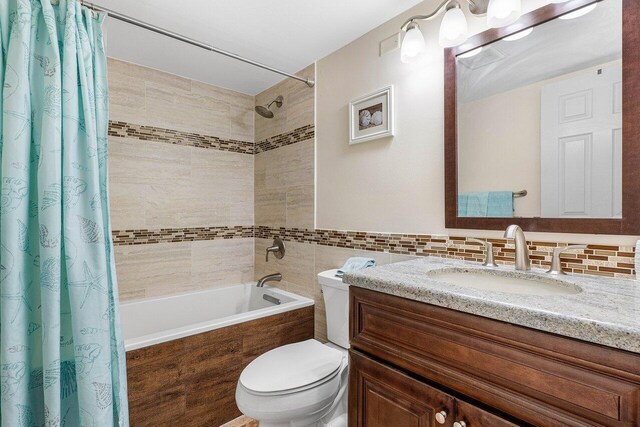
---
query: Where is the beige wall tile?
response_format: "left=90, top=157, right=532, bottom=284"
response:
left=109, top=137, right=254, bottom=230
left=108, top=57, right=254, bottom=143
left=255, top=64, right=315, bottom=141
left=254, top=239, right=315, bottom=291
left=109, top=59, right=257, bottom=302
left=191, top=239, right=255, bottom=288
left=115, top=242, right=192, bottom=300
left=254, top=140, right=314, bottom=228
left=255, top=190, right=287, bottom=227
left=286, top=185, right=314, bottom=230
left=115, top=239, right=255, bottom=301
left=108, top=59, right=147, bottom=124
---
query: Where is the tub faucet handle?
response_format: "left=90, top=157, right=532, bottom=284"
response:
left=266, top=237, right=286, bottom=262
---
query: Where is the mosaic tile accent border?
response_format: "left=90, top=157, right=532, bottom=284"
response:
left=254, top=125, right=314, bottom=154
left=111, top=224, right=636, bottom=279
left=108, top=121, right=255, bottom=155
left=255, top=226, right=637, bottom=280
left=112, top=226, right=254, bottom=246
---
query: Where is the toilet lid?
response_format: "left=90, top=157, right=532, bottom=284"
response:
left=240, top=339, right=344, bottom=394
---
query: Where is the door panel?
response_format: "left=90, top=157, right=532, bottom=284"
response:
left=350, top=350, right=454, bottom=427
left=541, top=63, right=622, bottom=218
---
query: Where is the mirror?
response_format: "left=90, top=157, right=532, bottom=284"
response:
left=456, top=0, right=622, bottom=219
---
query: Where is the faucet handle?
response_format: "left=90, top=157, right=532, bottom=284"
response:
left=468, top=238, right=498, bottom=267
left=547, top=245, right=587, bottom=275
left=266, top=237, right=286, bottom=262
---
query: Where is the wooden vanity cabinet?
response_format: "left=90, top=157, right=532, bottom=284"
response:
left=350, top=350, right=517, bottom=427
left=349, top=287, right=640, bottom=426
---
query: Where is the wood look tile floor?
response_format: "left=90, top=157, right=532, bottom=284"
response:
left=220, top=415, right=258, bottom=427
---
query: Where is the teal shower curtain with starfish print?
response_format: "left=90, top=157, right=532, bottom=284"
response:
left=0, top=0, right=129, bottom=425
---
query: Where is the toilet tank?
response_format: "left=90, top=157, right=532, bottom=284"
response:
left=318, top=269, right=350, bottom=349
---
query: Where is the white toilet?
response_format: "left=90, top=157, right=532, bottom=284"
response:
left=236, top=269, right=349, bottom=427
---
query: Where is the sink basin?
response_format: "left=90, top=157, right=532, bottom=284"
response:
left=427, top=268, right=581, bottom=296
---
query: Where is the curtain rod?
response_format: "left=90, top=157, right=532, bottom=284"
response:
left=80, top=1, right=315, bottom=88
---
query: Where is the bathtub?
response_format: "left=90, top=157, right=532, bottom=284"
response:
left=120, top=283, right=314, bottom=351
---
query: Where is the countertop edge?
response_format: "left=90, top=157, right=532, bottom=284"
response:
left=344, top=261, right=640, bottom=354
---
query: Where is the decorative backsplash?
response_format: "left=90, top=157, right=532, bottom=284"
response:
left=108, top=121, right=255, bottom=154
left=110, top=225, right=636, bottom=279
left=108, top=121, right=314, bottom=155
left=254, top=124, right=315, bottom=153
left=112, top=226, right=254, bottom=245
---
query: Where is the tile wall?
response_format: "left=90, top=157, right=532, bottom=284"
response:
left=108, top=58, right=636, bottom=342
left=108, top=58, right=255, bottom=300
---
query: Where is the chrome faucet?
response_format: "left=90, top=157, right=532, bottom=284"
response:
left=256, top=273, right=282, bottom=288
left=504, top=225, right=531, bottom=271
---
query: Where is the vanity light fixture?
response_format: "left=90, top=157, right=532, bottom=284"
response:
left=400, top=0, right=490, bottom=62
left=559, top=2, right=597, bottom=19
left=503, top=26, right=533, bottom=41
left=439, top=5, right=469, bottom=48
left=400, top=0, right=534, bottom=63
left=401, top=21, right=427, bottom=62
left=487, top=0, right=522, bottom=28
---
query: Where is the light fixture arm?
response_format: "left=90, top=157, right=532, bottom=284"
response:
left=401, top=0, right=489, bottom=31
left=401, top=0, right=455, bottom=31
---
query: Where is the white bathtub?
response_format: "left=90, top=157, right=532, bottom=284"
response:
left=119, top=284, right=314, bottom=351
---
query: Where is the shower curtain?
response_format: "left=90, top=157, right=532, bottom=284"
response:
left=0, top=0, right=129, bottom=425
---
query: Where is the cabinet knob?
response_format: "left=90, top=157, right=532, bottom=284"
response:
left=454, top=422, right=467, bottom=427
left=435, top=410, right=447, bottom=424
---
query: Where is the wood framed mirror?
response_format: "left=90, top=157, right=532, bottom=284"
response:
left=444, top=0, right=640, bottom=234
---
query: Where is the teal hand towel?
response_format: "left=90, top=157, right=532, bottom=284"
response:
left=487, top=191, right=514, bottom=217
left=466, top=192, right=490, bottom=217
left=458, top=194, right=469, bottom=217
left=336, top=257, right=377, bottom=277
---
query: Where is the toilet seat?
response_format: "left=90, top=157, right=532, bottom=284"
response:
left=240, top=339, right=345, bottom=395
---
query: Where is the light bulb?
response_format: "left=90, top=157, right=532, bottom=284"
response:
left=559, top=3, right=597, bottom=19
left=487, top=0, right=522, bottom=28
left=439, top=7, right=468, bottom=48
left=503, top=27, right=533, bottom=41
left=401, top=23, right=426, bottom=63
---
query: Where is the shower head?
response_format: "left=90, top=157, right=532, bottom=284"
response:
left=255, top=95, right=283, bottom=119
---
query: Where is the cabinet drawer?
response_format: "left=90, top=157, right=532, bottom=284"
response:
left=350, top=287, right=640, bottom=426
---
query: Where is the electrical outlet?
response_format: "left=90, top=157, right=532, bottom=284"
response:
left=380, top=33, right=401, bottom=56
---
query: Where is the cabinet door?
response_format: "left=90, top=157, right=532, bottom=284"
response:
left=454, top=400, right=519, bottom=427
left=349, top=350, right=454, bottom=427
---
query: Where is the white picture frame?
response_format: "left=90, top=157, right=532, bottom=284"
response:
left=349, top=85, right=394, bottom=144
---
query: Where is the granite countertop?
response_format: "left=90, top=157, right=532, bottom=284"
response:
left=343, top=257, right=640, bottom=353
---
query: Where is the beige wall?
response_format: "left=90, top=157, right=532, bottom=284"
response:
left=108, top=58, right=255, bottom=300
left=458, top=83, right=542, bottom=217
left=314, top=0, right=637, bottom=245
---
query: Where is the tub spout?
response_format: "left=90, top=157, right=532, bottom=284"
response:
left=257, top=273, right=282, bottom=288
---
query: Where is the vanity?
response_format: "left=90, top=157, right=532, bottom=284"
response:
left=345, top=0, right=640, bottom=424
left=345, top=258, right=640, bottom=426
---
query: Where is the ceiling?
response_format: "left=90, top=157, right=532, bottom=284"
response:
left=457, top=0, right=622, bottom=103
left=95, top=0, right=424, bottom=95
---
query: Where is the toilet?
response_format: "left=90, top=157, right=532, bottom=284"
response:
left=236, top=269, right=349, bottom=427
